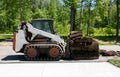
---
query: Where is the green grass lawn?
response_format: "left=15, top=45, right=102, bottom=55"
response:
left=0, top=34, right=120, bottom=45
left=0, top=34, right=13, bottom=41
left=93, top=36, right=120, bottom=45
left=108, top=59, right=120, bottom=68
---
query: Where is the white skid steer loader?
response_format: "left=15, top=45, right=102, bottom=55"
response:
left=13, top=19, right=65, bottom=61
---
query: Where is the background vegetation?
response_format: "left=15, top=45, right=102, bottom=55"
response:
left=0, top=0, right=120, bottom=43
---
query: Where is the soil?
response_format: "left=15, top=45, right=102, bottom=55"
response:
left=0, top=42, right=12, bottom=46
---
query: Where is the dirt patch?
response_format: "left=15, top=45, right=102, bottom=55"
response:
left=99, top=50, right=116, bottom=56
left=0, top=42, right=12, bottom=46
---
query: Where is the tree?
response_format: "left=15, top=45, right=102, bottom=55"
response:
left=80, top=0, right=83, bottom=27
left=63, top=0, right=79, bottom=31
left=0, top=0, right=119, bottom=37
left=48, top=0, right=57, bottom=20
left=86, top=0, right=92, bottom=36
left=116, top=0, right=119, bottom=42
left=70, top=0, right=77, bottom=31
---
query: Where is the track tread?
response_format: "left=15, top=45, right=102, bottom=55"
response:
left=24, top=45, right=62, bottom=61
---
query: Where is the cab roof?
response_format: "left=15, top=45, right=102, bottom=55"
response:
left=32, top=18, right=53, bottom=21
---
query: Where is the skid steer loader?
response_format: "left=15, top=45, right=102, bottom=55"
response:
left=13, top=19, right=99, bottom=61
left=13, top=19, right=65, bottom=61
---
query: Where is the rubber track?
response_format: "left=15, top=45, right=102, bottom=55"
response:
left=24, top=44, right=62, bottom=61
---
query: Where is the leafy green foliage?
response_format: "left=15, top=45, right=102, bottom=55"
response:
left=0, top=0, right=119, bottom=39
left=0, top=34, right=13, bottom=40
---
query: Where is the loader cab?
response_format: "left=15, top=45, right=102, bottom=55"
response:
left=31, top=19, right=55, bottom=34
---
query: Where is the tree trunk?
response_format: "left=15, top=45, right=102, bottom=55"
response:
left=70, top=4, right=76, bottom=31
left=108, top=1, right=111, bottom=27
left=87, top=0, right=92, bottom=36
left=80, top=0, right=83, bottom=27
left=108, top=0, right=113, bottom=36
left=116, top=0, right=119, bottom=42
